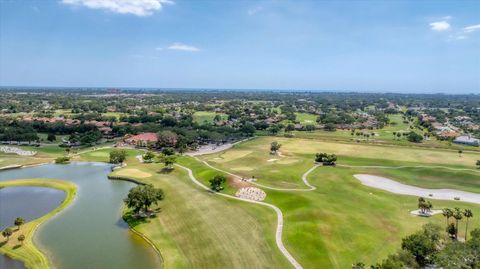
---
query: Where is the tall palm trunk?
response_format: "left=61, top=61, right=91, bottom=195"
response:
left=455, top=219, right=459, bottom=239
left=465, top=218, right=469, bottom=241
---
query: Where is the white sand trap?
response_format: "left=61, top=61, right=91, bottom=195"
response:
left=267, top=159, right=279, bottom=162
left=116, top=168, right=152, bottom=178
left=235, top=187, right=266, bottom=201
left=410, top=209, right=442, bottom=217
left=354, top=174, right=480, bottom=204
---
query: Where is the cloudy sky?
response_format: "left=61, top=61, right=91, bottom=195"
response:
left=0, top=0, right=479, bottom=93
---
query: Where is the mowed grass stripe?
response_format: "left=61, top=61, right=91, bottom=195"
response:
left=111, top=161, right=289, bottom=269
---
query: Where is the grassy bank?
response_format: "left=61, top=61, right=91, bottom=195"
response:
left=109, top=159, right=289, bottom=269
left=0, top=179, right=77, bottom=269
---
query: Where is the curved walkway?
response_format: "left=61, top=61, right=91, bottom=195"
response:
left=197, top=157, right=318, bottom=191
left=175, top=162, right=319, bottom=269
left=354, top=174, right=480, bottom=204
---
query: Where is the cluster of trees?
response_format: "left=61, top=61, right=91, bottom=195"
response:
left=209, top=175, right=227, bottom=192
left=67, top=130, right=103, bottom=146
left=442, top=207, right=474, bottom=240
left=2, top=217, right=25, bottom=245
left=141, top=149, right=177, bottom=169
left=407, top=131, right=423, bottom=143
left=417, top=197, right=432, bottom=214
left=124, top=184, right=164, bottom=215
left=315, top=153, right=337, bottom=165
left=0, top=121, right=38, bottom=142
left=353, top=223, right=480, bottom=269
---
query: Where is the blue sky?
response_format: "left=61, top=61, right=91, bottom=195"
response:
left=0, top=0, right=479, bottom=93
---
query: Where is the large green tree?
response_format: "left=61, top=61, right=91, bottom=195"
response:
left=124, top=184, right=164, bottom=215
left=109, top=149, right=127, bottom=164
left=270, top=141, right=281, bottom=154
left=209, top=175, right=227, bottom=192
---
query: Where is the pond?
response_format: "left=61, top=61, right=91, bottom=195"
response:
left=0, top=186, right=66, bottom=269
left=0, top=163, right=162, bottom=269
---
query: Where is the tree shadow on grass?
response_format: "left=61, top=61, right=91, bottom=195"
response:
left=157, top=168, right=174, bottom=174
left=0, top=240, right=7, bottom=248
left=13, top=244, right=22, bottom=249
left=122, top=209, right=160, bottom=228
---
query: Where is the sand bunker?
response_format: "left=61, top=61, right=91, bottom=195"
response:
left=354, top=174, right=480, bottom=204
left=232, top=167, right=254, bottom=171
left=267, top=159, right=279, bottom=162
left=115, top=168, right=152, bottom=178
left=235, top=187, right=267, bottom=201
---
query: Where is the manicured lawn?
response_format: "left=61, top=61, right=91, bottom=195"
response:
left=294, top=112, right=318, bottom=126
left=193, top=111, right=228, bottom=124
left=198, top=137, right=479, bottom=189
left=194, top=137, right=480, bottom=267
left=75, top=147, right=142, bottom=163
left=3, top=136, right=478, bottom=268
left=289, top=114, right=479, bottom=152
left=110, top=160, right=289, bottom=269
left=0, top=179, right=76, bottom=269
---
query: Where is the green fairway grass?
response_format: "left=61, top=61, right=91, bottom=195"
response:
left=110, top=160, right=289, bottom=269
left=198, top=137, right=479, bottom=189
left=3, top=135, right=478, bottom=268
left=192, top=137, right=480, bottom=267
left=193, top=111, right=228, bottom=124
left=294, top=113, right=318, bottom=126
left=0, top=179, right=76, bottom=269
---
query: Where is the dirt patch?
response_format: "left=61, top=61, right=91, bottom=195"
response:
left=232, top=167, right=254, bottom=171
left=115, top=168, right=152, bottom=178
left=228, top=176, right=251, bottom=189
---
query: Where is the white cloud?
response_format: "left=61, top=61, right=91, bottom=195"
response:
left=464, top=24, right=480, bottom=33
left=167, top=43, right=200, bottom=52
left=429, top=21, right=450, bottom=31
left=61, top=0, right=173, bottom=16
left=247, top=6, right=263, bottom=15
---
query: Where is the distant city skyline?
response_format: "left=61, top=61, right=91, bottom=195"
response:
left=0, top=0, right=479, bottom=93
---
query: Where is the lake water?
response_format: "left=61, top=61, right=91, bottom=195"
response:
left=0, top=163, right=162, bottom=269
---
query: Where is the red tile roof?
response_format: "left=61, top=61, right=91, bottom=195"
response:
left=125, top=132, right=158, bottom=143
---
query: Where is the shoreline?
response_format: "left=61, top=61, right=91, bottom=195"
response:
left=0, top=160, right=162, bottom=269
left=0, top=179, right=77, bottom=269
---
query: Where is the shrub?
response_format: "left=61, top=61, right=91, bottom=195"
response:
left=55, top=156, right=70, bottom=164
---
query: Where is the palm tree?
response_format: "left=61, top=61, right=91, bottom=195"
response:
left=453, top=207, right=463, bottom=240
left=14, top=217, right=25, bottom=230
left=2, top=228, right=13, bottom=241
left=442, top=208, right=453, bottom=228
left=18, top=234, right=25, bottom=245
left=463, top=209, right=473, bottom=240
